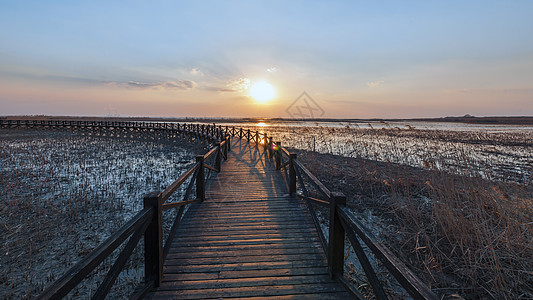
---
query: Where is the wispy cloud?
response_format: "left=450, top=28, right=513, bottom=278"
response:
left=189, top=68, right=204, bottom=76
left=267, top=67, right=279, bottom=73
left=105, top=80, right=197, bottom=90
left=441, top=88, right=533, bottom=94
left=442, top=89, right=470, bottom=94
left=217, top=77, right=251, bottom=93
left=366, top=80, right=385, bottom=88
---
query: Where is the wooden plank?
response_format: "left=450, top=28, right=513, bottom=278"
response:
left=164, top=253, right=326, bottom=266
left=174, top=232, right=319, bottom=242
left=162, top=267, right=330, bottom=282
left=150, top=283, right=350, bottom=299
left=163, top=259, right=327, bottom=274
left=171, top=237, right=321, bottom=247
left=159, top=274, right=338, bottom=290
left=168, top=242, right=324, bottom=253
left=166, top=247, right=322, bottom=259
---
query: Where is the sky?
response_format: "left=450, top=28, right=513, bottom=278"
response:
left=1, top=1, right=532, bottom=118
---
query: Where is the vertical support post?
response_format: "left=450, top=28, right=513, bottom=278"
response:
left=143, top=192, right=162, bottom=287
left=224, top=137, right=229, bottom=159
left=268, top=137, right=273, bottom=159
left=215, top=141, right=222, bottom=172
left=239, top=128, right=243, bottom=139
left=247, top=129, right=251, bottom=142
left=328, top=192, right=346, bottom=279
left=263, top=133, right=268, bottom=150
left=289, top=153, right=297, bottom=195
left=275, top=141, right=282, bottom=170
left=196, top=155, right=205, bottom=201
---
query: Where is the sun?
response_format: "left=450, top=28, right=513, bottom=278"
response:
left=249, top=81, right=275, bottom=103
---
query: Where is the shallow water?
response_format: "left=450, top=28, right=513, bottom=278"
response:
left=212, top=120, right=533, bottom=185
left=0, top=129, right=201, bottom=299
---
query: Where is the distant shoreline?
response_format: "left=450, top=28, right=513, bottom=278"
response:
left=1, top=115, right=533, bottom=125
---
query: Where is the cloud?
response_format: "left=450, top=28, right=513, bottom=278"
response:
left=220, top=77, right=251, bottom=93
left=442, top=88, right=533, bottom=95
left=106, top=80, right=197, bottom=91
left=366, top=80, right=385, bottom=88
left=189, top=68, right=204, bottom=76
left=163, top=80, right=197, bottom=89
left=442, top=89, right=470, bottom=94
left=267, top=67, right=279, bottom=73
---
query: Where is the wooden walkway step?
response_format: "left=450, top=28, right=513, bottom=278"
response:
left=148, top=139, right=352, bottom=299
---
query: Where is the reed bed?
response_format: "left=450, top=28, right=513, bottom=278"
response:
left=0, top=129, right=204, bottom=299
left=294, top=148, right=532, bottom=299
left=237, top=122, right=532, bottom=185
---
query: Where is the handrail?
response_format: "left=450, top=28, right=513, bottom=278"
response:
left=160, top=162, right=200, bottom=203
left=203, top=147, right=217, bottom=160
left=28, top=119, right=231, bottom=299
left=338, top=206, right=438, bottom=300
left=293, top=159, right=332, bottom=200
left=37, top=207, right=153, bottom=299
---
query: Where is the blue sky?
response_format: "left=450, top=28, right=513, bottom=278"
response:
left=1, top=1, right=532, bottom=118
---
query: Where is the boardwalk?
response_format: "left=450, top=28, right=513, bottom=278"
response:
left=149, top=138, right=352, bottom=299
left=5, top=120, right=433, bottom=299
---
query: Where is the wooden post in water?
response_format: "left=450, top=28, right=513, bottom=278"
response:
left=143, top=192, right=162, bottom=287
left=328, top=192, right=346, bottom=279
left=289, top=153, right=297, bottom=195
left=196, top=155, right=205, bottom=201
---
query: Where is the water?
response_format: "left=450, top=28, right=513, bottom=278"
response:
left=212, top=120, right=533, bottom=185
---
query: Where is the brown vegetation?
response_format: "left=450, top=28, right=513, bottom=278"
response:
left=295, top=149, right=533, bottom=299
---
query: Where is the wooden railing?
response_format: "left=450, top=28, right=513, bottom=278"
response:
left=241, top=130, right=439, bottom=300
left=3, top=120, right=232, bottom=299
left=2, top=119, right=437, bottom=299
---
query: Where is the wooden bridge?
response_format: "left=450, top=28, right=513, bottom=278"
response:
left=1, top=119, right=437, bottom=299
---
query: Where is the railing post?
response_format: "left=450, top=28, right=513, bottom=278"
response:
left=328, top=192, right=346, bottom=279
left=224, top=136, right=229, bottom=158
left=263, top=133, right=268, bottom=150
left=275, top=141, right=282, bottom=170
left=268, top=137, right=273, bottom=159
left=143, top=192, right=162, bottom=287
left=215, top=141, right=222, bottom=172
left=247, top=129, right=251, bottom=142
left=239, top=128, right=243, bottom=139
left=289, top=153, right=297, bottom=195
left=196, top=155, right=205, bottom=201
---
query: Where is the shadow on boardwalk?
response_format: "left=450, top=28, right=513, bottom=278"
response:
left=149, top=138, right=352, bottom=299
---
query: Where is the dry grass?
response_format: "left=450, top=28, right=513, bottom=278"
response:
left=295, top=149, right=533, bottom=299
left=0, top=129, right=205, bottom=299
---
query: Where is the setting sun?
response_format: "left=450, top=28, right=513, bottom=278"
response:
left=249, top=81, right=275, bottom=103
